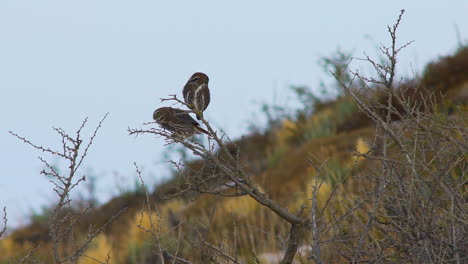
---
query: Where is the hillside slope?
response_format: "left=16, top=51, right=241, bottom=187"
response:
left=1, top=47, right=467, bottom=263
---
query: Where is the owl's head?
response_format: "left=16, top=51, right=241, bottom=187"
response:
left=187, top=72, right=209, bottom=85
left=153, top=107, right=171, bottom=122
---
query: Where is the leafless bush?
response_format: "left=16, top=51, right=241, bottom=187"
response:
left=129, top=95, right=315, bottom=263
left=133, top=162, right=188, bottom=264
left=331, top=9, right=467, bottom=264
left=9, top=113, right=126, bottom=264
left=130, top=9, right=467, bottom=264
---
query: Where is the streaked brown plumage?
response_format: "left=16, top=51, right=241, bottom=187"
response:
left=153, top=107, right=209, bottom=138
left=182, top=72, right=210, bottom=120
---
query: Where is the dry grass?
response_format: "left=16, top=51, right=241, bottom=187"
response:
left=2, top=17, right=467, bottom=263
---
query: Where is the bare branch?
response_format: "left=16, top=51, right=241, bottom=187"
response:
left=0, top=207, right=7, bottom=238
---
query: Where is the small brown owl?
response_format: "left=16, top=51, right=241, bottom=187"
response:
left=153, top=107, right=210, bottom=139
left=182, top=72, right=210, bottom=120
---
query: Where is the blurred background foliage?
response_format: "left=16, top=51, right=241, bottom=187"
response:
left=1, top=45, right=467, bottom=263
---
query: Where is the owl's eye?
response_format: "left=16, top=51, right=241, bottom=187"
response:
left=190, top=76, right=199, bottom=82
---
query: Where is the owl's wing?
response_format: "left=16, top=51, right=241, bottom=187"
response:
left=193, top=84, right=210, bottom=112
left=183, top=84, right=195, bottom=105
left=174, top=109, right=200, bottom=126
left=201, top=85, right=210, bottom=111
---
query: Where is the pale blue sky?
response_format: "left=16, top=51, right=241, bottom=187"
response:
left=1, top=1, right=467, bottom=228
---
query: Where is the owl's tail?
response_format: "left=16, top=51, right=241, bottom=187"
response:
left=195, top=125, right=210, bottom=136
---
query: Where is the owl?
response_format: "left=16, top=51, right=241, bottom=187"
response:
left=183, top=72, right=210, bottom=120
left=153, top=107, right=209, bottom=139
